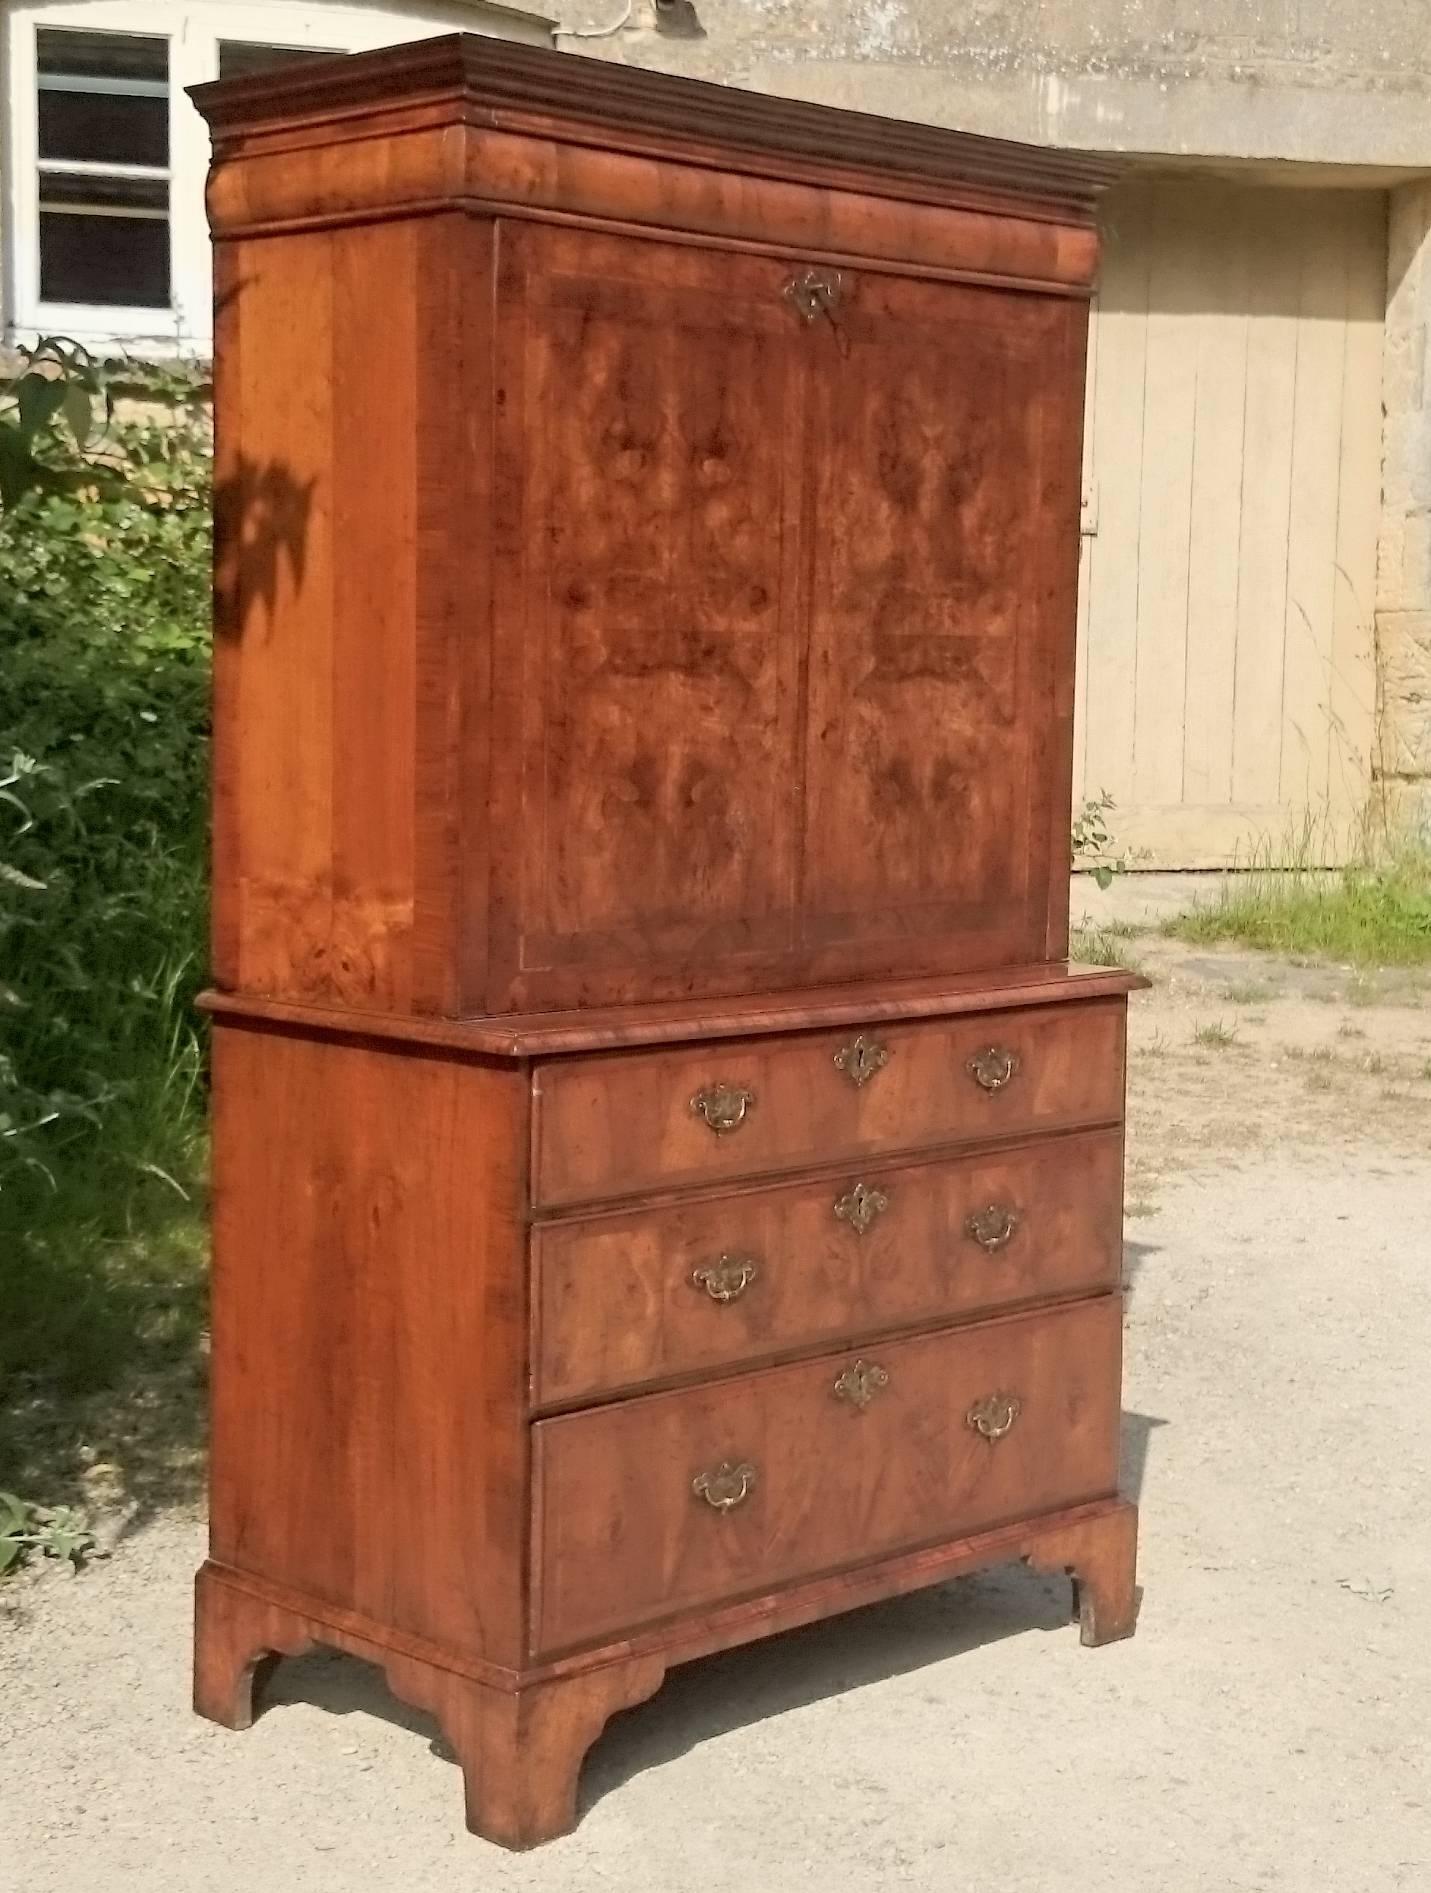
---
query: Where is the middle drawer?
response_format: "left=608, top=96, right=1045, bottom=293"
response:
left=531, top=1127, right=1122, bottom=1407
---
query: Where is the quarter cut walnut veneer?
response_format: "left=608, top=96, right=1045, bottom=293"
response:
left=191, top=36, right=1140, bottom=1851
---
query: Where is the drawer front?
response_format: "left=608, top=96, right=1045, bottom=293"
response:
left=531, top=1296, right=1122, bottom=1654
left=533, top=1128, right=1123, bottom=1406
left=532, top=998, right=1126, bottom=1206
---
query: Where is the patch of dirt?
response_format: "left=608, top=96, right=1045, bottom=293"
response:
left=1121, top=937, right=1431, bottom=1218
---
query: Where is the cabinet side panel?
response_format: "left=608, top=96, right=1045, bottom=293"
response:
left=208, top=1026, right=529, bottom=1665
left=212, top=219, right=424, bottom=1010
left=210, top=240, right=244, bottom=989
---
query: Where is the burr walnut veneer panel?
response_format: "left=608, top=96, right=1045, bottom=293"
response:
left=531, top=999, right=1126, bottom=1206
left=533, top=1296, right=1123, bottom=1654
left=531, top=1127, right=1124, bottom=1407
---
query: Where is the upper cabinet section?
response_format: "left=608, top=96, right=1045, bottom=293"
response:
left=195, top=38, right=1114, bottom=1019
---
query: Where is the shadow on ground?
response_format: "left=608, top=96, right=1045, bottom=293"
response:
left=262, top=1562, right=1089, bottom=1825
left=0, top=1344, right=206, bottom=1536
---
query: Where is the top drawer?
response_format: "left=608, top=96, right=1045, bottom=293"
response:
left=531, top=997, right=1126, bottom=1207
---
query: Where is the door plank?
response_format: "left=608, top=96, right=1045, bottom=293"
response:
left=1183, top=187, right=1252, bottom=808
left=1081, top=182, right=1152, bottom=814
left=1279, top=195, right=1350, bottom=817
left=1131, top=184, right=1201, bottom=810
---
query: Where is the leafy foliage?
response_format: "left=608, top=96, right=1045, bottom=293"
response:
left=0, top=1488, right=96, bottom=1573
left=1071, top=789, right=1130, bottom=891
left=0, top=345, right=212, bottom=1504
left=0, top=337, right=111, bottom=512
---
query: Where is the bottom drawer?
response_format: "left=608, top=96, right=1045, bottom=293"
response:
left=531, top=1296, right=1122, bottom=1654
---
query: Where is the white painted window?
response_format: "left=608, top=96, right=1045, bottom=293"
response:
left=4, top=1, right=553, bottom=354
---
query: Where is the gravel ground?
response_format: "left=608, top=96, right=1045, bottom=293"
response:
left=3, top=940, right=1430, bottom=1891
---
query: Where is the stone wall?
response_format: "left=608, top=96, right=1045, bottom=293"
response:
left=556, top=1, right=1431, bottom=166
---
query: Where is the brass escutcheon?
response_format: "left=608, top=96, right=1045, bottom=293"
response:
left=690, top=1254, right=759, bottom=1303
left=833, top=1034, right=890, bottom=1089
left=966, top=1392, right=1022, bottom=1441
left=692, top=1460, right=758, bottom=1511
left=833, top=1358, right=890, bottom=1411
left=833, top=1180, right=890, bottom=1236
left=966, top=1046, right=1020, bottom=1092
left=690, top=1083, right=755, bottom=1135
left=965, top=1204, right=1021, bottom=1253
left=783, top=266, right=843, bottom=324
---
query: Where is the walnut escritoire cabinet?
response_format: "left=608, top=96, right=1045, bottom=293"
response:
left=190, top=38, right=1143, bottom=1850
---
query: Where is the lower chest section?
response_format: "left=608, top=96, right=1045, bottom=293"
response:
left=207, top=986, right=1132, bottom=1672
left=524, top=995, right=1129, bottom=1657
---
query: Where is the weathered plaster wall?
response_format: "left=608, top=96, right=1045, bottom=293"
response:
left=556, top=1, right=1431, bottom=167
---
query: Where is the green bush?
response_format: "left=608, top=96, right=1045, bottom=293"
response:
left=0, top=362, right=212, bottom=1401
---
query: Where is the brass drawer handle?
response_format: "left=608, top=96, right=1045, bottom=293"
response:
left=966, top=1392, right=1022, bottom=1441
left=833, top=1180, right=890, bottom=1236
left=690, top=1083, right=755, bottom=1135
left=690, top=1254, right=759, bottom=1303
left=833, top=1033, right=889, bottom=1089
left=692, top=1460, right=758, bottom=1511
left=966, top=1046, right=1020, bottom=1092
left=965, top=1204, right=1021, bottom=1253
left=833, top=1358, right=889, bottom=1411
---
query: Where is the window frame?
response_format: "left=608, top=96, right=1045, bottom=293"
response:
left=35, top=25, right=175, bottom=316
left=3, top=1, right=554, bottom=355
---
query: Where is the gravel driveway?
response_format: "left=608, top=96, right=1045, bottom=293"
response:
left=4, top=939, right=1430, bottom=1891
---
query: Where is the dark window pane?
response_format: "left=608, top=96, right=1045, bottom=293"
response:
left=38, top=89, right=167, bottom=167
left=37, top=29, right=166, bottom=83
left=36, top=29, right=168, bottom=167
left=218, top=42, right=343, bottom=80
left=40, top=210, right=169, bottom=308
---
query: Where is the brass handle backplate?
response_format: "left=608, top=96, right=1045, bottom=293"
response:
left=690, top=1254, right=759, bottom=1303
left=966, top=1046, right=1020, bottom=1093
left=690, top=1083, right=755, bottom=1135
left=965, top=1204, right=1021, bottom=1253
left=966, top=1392, right=1022, bottom=1441
left=784, top=266, right=843, bottom=324
left=833, top=1034, right=890, bottom=1089
left=692, top=1460, right=758, bottom=1511
left=833, top=1358, right=890, bottom=1411
left=833, top=1180, right=890, bottom=1236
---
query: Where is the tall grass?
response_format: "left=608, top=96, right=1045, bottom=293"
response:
left=1166, top=838, right=1431, bottom=966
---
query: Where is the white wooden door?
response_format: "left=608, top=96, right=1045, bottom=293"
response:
left=1075, top=181, right=1385, bottom=867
